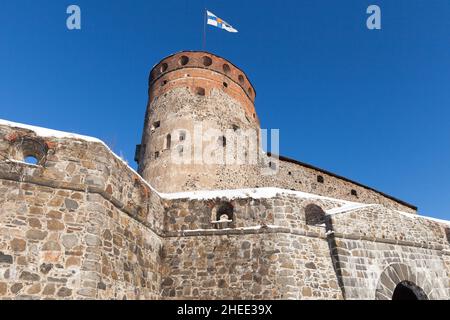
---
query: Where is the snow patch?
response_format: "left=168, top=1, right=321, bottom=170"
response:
left=326, top=203, right=377, bottom=215
left=159, top=187, right=355, bottom=203
left=0, top=119, right=103, bottom=143
left=396, top=210, right=450, bottom=226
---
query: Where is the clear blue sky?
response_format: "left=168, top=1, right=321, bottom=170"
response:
left=0, top=1, right=449, bottom=220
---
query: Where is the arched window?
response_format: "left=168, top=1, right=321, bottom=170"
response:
left=16, top=137, right=48, bottom=166
left=305, top=204, right=326, bottom=226
left=211, top=202, right=234, bottom=229
left=166, top=134, right=171, bottom=150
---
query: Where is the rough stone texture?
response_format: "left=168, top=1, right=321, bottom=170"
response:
left=0, top=51, right=448, bottom=300
left=138, top=51, right=415, bottom=213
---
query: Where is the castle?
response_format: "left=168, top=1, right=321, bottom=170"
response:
left=0, top=51, right=449, bottom=300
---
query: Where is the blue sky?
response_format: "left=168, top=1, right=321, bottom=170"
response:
left=0, top=1, right=449, bottom=219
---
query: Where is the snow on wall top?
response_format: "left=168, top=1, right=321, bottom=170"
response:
left=0, top=119, right=103, bottom=143
left=1, top=118, right=449, bottom=227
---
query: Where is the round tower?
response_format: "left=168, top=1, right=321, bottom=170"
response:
left=136, top=51, right=261, bottom=193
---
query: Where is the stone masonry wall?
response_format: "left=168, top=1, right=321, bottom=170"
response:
left=328, top=206, right=450, bottom=299
left=0, top=123, right=165, bottom=299
left=0, top=120, right=449, bottom=300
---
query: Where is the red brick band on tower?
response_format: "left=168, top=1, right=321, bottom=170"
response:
left=148, top=51, right=258, bottom=123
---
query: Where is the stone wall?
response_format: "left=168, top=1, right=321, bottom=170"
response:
left=0, top=123, right=165, bottom=299
left=0, top=120, right=449, bottom=300
left=328, top=205, right=450, bottom=300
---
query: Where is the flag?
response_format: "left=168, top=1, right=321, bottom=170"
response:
left=206, top=10, right=238, bottom=33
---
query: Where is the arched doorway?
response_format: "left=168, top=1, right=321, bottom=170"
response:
left=375, top=263, right=433, bottom=300
left=392, top=281, right=428, bottom=300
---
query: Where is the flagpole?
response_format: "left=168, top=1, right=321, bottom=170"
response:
left=203, top=8, right=207, bottom=51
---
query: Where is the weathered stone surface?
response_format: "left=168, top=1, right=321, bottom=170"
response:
left=64, top=199, right=79, bottom=211
left=26, top=230, right=48, bottom=241
left=0, top=252, right=13, bottom=264
left=62, top=234, right=78, bottom=249
left=10, top=238, right=26, bottom=252
left=20, top=271, right=40, bottom=282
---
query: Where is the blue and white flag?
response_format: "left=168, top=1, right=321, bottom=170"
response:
left=207, top=10, right=238, bottom=33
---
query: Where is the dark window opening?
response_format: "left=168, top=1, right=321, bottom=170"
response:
left=248, top=87, right=253, bottom=96
left=196, top=87, right=205, bottom=96
left=317, top=175, right=324, bottom=183
left=179, top=131, right=186, bottom=141
left=223, top=64, right=231, bottom=74
left=161, top=80, right=168, bottom=86
left=238, top=75, right=245, bottom=84
left=202, top=56, right=213, bottom=66
left=288, top=171, right=292, bottom=176
left=305, top=204, right=326, bottom=226
left=154, top=152, right=160, bottom=159
left=179, top=56, right=189, bottom=66
left=392, top=281, right=428, bottom=300
left=160, top=63, right=168, bottom=73
left=212, top=202, right=234, bottom=228
left=223, top=82, right=228, bottom=88
left=232, top=125, right=239, bottom=131
left=166, top=134, right=171, bottom=150
left=351, top=189, right=358, bottom=197
left=252, top=113, right=256, bottom=119
left=152, top=121, right=160, bottom=130
left=177, top=145, right=184, bottom=156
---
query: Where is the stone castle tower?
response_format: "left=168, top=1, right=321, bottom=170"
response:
left=0, top=51, right=449, bottom=300
left=137, top=51, right=262, bottom=193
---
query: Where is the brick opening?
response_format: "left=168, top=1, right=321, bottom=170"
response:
left=179, top=56, right=189, bottom=66
left=160, top=63, right=168, bottom=73
left=223, top=64, right=231, bottom=74
left=351, top=189, right=358, bottom=197
left=238, top=75, right=245, bottom=84
left=179, top=131, right=186, bottom=141
left=317, top=175, right=324, bottom=183
left=154, top=151, right=160, bottom=159
left=202, top=56, right=213, bottom=67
